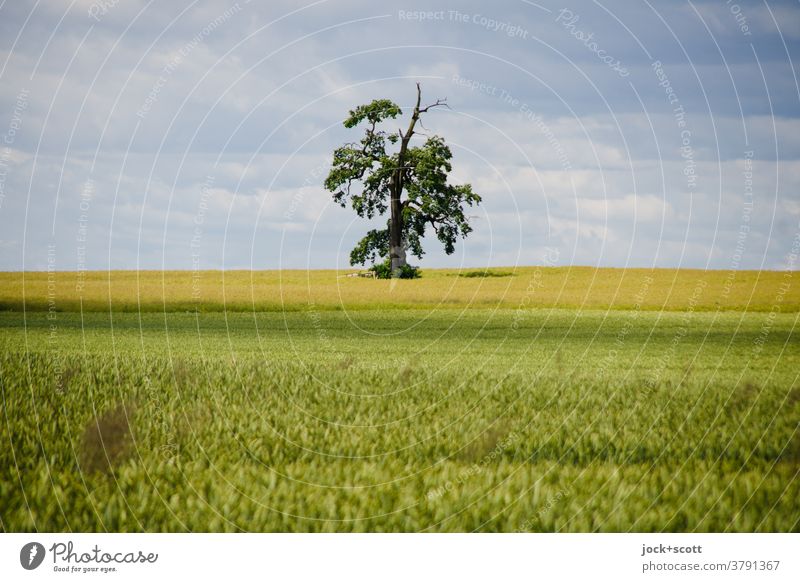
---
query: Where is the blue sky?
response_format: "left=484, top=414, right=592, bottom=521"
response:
left=1, top=0, right=798, bottom=271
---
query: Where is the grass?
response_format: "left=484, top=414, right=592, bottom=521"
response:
left=0, top=266, right=797, bottom=312
left=0, top=267, right=798, bottom=531
left=456, top=270, right=515, bottom=278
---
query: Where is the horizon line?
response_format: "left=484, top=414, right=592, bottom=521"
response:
left=1, top=265, right=796, bottom=274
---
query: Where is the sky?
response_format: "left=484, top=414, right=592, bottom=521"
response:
left=0, top=0, right=799, bottom=272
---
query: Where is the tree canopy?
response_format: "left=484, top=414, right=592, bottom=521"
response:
left=324, top=84, right=482, bottom=276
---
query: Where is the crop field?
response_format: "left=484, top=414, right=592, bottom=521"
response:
left=1, top=266, right=796, bottom=312
left=1, top=268, right=799, bottom=532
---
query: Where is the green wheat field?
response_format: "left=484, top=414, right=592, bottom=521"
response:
left=1, top=267, right=798, bottom=532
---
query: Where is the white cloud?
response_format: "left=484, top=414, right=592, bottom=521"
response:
left=0, top=0, right=798, bottom=271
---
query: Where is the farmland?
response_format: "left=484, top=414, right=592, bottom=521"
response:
left=0, top=268, right=798, bottom=531
left=0, top=266, right=795, bottom=313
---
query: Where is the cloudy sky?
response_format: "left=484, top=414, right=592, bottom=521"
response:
left=1, top=0, right=798, bottom=271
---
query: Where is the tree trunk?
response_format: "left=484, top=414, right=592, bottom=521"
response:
left=389, top=83, right=425, bottom=277
left=389, top=176, right=407, bottom=275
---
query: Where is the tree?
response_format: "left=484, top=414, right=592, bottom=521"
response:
left=324, top=83, right=482, bottom=277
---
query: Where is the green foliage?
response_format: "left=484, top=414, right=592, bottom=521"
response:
left=458, top=270, right=515, bottom=278
left=369, top=258, right=420, bottom=279
left=325, top=90, right=482, bottom=270
left=402, top=137, right=481, bottom=257
left=349, top=228, right=389, bottom=266
left=369, top=257, right=392, bottom=279
left=1, top=308, right=798, bottom=532
left=343, top=99, right=402, bottom=128
left=397, top=264, right=420, bottom=279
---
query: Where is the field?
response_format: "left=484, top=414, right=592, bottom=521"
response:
left=1, top=268, right=798, bottom=532
left=1, top=266, right=796, bottom=312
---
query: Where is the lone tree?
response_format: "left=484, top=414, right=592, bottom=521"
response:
left=325, top=83, right=482, bottom=277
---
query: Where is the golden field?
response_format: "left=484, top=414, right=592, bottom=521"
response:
left=0, top=266, right=797, bottom=312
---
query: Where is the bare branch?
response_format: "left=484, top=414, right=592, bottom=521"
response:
left=418, top=98, right=449, bottom=114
